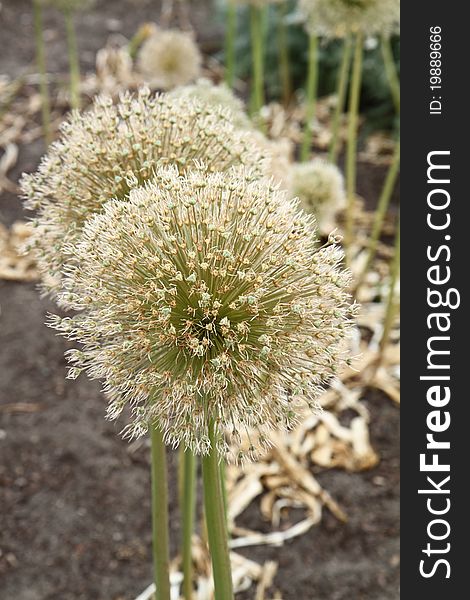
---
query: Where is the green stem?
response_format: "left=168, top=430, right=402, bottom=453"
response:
left=300, top=33, right=318, bottom=162
left=181, top=449, right=196, bottom=600
left=33, top=0, right=52, bottom=145
left=202, top=420, right=233, bottom=600
left=379, top=211, right=400, bottom=359
left=219, top=459, right=229, bottom=531
left=355, top=139, right=400, bottom=293
left=277, top=0, right=291, bottom=106
left=128, top=24, right=150, bottom=60
left=150, top=425, right=171, bottom=600
left=345, top=32, right=364, bottom=256
left=64, top=9, right=80, bottom=110
left=381, top=35, right=400, bottom=114
left=250, top=5, right=265, bottom=117
left=329, top=34, right=353, bottom=164
left=225, top=1, right=237, bottom=88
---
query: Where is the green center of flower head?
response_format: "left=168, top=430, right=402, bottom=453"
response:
left=160, top=53, right=179, bottom=74
left=159, top=265, right=273, bottom=369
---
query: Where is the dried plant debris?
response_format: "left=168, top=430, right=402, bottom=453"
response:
left=359, top=132, right=397, bottom=166
left=0, top=143, right=19, bottom=193
left=134, top=545, right=278, bottom=600
left=0, top=221, right=38, bottom=282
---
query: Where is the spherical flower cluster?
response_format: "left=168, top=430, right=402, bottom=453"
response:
left=21, top=88, right=265, bottom=296
left=170, top=78, right=252, bottom=131
left=298, top=0, right=400, bottom=38
left=137, top=29, right=202, bottom=90
left=50, top=166, right=354, bottom=460
left=170, top=80, right=293, bottom=188
left=252, top=132, right=293, bottom=190
left=290, top=159, right=346, bottom=234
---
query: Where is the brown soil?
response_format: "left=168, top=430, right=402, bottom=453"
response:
left=0, top=1, right=399, bottom=598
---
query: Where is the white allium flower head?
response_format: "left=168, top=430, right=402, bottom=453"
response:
left=252, top=132, right=293, bottom=191
left=298, top=0, right=400, bottom=38
left=170, top=78, right=252, bottom=131
left=137, top=29, right=202, bottom=90
left=21, top=88, right=267, bottom=297
left=51, top=166, right=355, bottom=461
left=290, top=159, right=346, bottom=234
left=171, top=80, right=293, bottom=188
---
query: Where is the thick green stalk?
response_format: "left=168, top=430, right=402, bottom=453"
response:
left=202, top=421, right=233, bottom=600
left=250, top=5, right=265, bottom=117
left=381, top=35, right=400, bottom=114
left=379, top=211, right=400, bottom=359
left=219, top=459, right=229, bottom=531
left=355, top=139, right=400, bottom=293
left=150, top=425, right=171, bottom=600
left=300, top=33, right=318, bottom=162
left=225, top=1, right=237, bottom=88
left=33, top=0, right=52, bottom=145
left=64, top=9, right=80, bottom=110
left=181, top=449, right=196, bottom=600
left=329, top=35, right=353, bottom=164
left=277, top=0, right=291, bottom=106
left=345, top=33, right=364, bottom=255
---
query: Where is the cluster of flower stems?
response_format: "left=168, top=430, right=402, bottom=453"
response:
left=224, top=0, right=400, bottom=269
left=30, top=2, right=400, bottom=599
left=227, top=0, right=400, bottom=339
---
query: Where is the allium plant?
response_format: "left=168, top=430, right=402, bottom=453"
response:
left=298, top=0, right=399, bottom=252
left=290, top=159, right=346, bottom=235
left=21, top=88, right=265, bottom=298
left=51, top=165, right=353, bottom=459
left=49, top=164, right=353, bottom=597
left=298, top=0, right=400, bottom=38
left=137, top=29, right=202, bottom=90
left=170, top=78, right=252, bottom=130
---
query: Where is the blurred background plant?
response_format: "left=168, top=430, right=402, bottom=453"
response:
left=215, top=0, right=399, bottom=133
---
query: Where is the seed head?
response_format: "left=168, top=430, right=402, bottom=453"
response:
left=299, top=0, right=400, bottom=38
left=171, top=80, right=293, bottom=188
left=170, top=78, right=252, bottom=131
left=50, top=166, right=354, bottom=460
left=290, top=159, right=346, bottom=234
left=21, top=88, right=265, bottom=296
left=252, top=132, right=293, bottom=191
left=137, top=29, right=202, bottom=90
